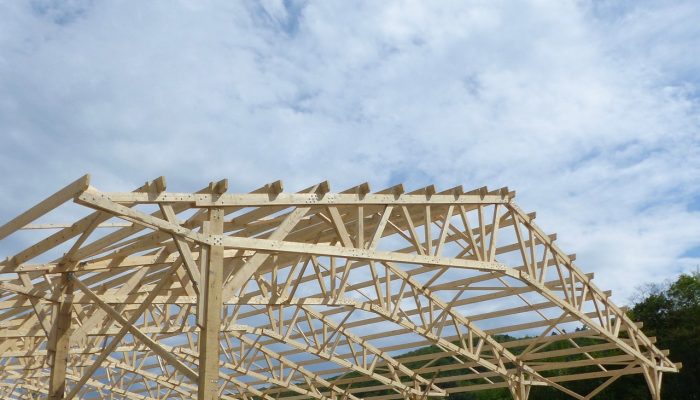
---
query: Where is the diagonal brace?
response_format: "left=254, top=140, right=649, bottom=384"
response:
left=70, top=276, right=198, bottom=382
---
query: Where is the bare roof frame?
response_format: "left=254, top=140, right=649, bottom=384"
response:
left=0, top=175, right=679, bottom=400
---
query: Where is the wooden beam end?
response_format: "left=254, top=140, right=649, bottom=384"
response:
left=153, top=176, right=167, bottom=192
left=266, top=180, right=284, bottom=196
left=78, top=174, right=92, bottom=192
left=358, top=182, right=371, bottom=196
left=211, top=179, right=228, bottom=194
left=317, top=181, right=331, bottom=196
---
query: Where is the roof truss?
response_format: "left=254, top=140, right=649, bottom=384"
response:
left=0, top=175, right=678, bottom=400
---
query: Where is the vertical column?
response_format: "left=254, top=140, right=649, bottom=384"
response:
left=48, top=273, right=74, bottom=400
left=509, top=383, right=530, bottom=400
left=643, top=364, right=663, bottom=400
left=508, top=369, right=531, bottom=400
left=198, top=208, right=224, bottom=400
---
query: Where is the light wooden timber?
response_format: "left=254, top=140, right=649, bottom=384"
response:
left=0, top=176, right=678, bottom=400
left=197, top=207, right=224, bottom=400
left=20, top=222, right=133, bottom=230
left=0, top=175, right=90, bottom=241
left=47, top=274, right=73, bottom=400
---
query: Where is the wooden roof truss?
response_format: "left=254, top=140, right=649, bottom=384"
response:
left=0, top=175, right=679, bottom=400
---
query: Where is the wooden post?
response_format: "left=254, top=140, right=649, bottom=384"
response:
left=643, top=364, right=663, bottom=400
left=198, top=208, right=224, bottom=400
left=510, top=385, right=530, bottom=400
left=508, top=369, right=531, bottom=400
left=48, top=273, right=74, bottom=400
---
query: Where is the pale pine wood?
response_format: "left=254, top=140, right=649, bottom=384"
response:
left=47, top=274, right=73, bottom=400
left=0, top=174, right=90, bottom=241
left=0, top=176, right=679, bottom=400
left=198, top=208, right=224, bottom=400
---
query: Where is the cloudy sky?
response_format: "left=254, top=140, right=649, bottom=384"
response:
left=0, top=0, right=699, bottom=302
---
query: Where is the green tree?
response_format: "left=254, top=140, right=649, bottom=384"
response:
left=469, top=272, right=700, bottom=399
left=568, top=272, right=700, bottom=399
left=626, top=272, right=700, bottom=400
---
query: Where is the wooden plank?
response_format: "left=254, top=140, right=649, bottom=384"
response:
left=0, top=175, right=90, bottom=241
left=160, top=204, right=201, bottom=291
left=101, top=192, right=514, bottom=206
left=198, top=208, right=224, bottom=400
left=221, top=207, right=310, bottom=301
left=47, top=274, right=73, bottom=400
left=64, top=264, right=178, bottom=400
left=18, top=273, right=52, bottom=336
left=69, top=277, right=198, bottom=382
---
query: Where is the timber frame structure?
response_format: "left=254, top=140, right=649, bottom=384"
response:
left=0, top=175, right=679, bottom=400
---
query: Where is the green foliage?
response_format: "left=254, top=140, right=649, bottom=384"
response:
left=625, top=272, right=700, bottom=400
left=523, top=272, right=699, bottom=399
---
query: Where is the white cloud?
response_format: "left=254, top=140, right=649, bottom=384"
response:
left=0, top=0, right=699, bottom=302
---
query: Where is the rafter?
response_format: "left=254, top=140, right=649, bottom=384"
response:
left=0, top=176, right=678, bottom=400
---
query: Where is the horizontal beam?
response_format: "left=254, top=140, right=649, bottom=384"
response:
left=98, top=191, right=514, bottom=206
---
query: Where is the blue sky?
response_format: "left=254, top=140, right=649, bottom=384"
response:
left=0, top=0, right=699, bottom=302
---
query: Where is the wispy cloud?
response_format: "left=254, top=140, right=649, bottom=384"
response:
left=1, top=0, right=699, bottom=302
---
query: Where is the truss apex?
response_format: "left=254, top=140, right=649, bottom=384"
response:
left=341, top=182, right=371, bottom=196
left=438, top=185, right=464, bottom=196
left=408, top=185, right=436, bottom=196
left=317, top=180, right=331, bottom=196
left=266, top=180, right=284, bottom=196
left=209, top=179, right=228, bottom=194
left=377, top=183, right=404, bottom=196
left=151, top=176, right=167, bottom=192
